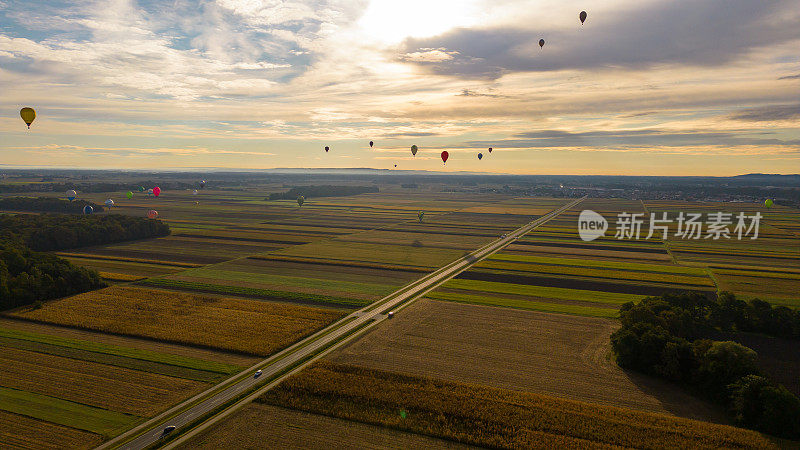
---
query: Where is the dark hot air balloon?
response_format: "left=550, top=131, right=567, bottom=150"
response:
left=488, top=147, right=493, bottom=153
left=580, top=11, right=587, bottom=24
left=478, top=153, right=483, bottom=160
left=539, top=39, right=545, bottom=48
left=325, top=146, right=329, bottom=152
left=369, top=141, right=374, bottom=148
left=20, top=107, right=36, bottom=129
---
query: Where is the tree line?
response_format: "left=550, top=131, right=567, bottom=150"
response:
left=0, top=213, right=170, bottom=252
left=0, top=196, right=104, bottom=213
left=268, top=185, right=379, bottom=200
left=611, top=292, right=800, bottom=438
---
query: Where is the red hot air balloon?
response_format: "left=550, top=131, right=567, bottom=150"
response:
left=153, top=186, right=161, bottom=197
left=580, top=11, right=587, bottom=24
left=147, top=210, right=158, bottom=219
left=488, top=147, right=493, bottom=153
left=441, top=151, right=449, bottom=164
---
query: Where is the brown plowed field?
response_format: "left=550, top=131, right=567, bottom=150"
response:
left=328, top=299, right=727, bottom=424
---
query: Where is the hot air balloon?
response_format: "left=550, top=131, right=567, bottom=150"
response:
left=765, top=199, right=774, bottom=208
left=20, top=107, right=36, bottom=129
left=147, top=210, right=158, bottom=219
left=83, top=205, right=93, bottom=215
left=411, top=145, right=418, bottom=156
left=153, top=186, right=161, bottom=197
left=66, top=190, right=76, bottom=201
left=195, top=201, right=199, bottom=205
left=325, top=146, right=330, bottom=152
left=138, top=186, right=145, bottom=192
left=147, top=188, right=153, bottom=196
left=105, top=199, right=114, bottom=208
left=539, top=39, right=545, bottom=48
left=441, top=151, right=449, bottom=164
left=418, top=211, right=424, bottom=223
left=488, top=147, right=493, bottom=153
left=478, top=153, right=483, bottom=160
left=126, top=191, right=133, bottom=199
left=369, top=141, right=374, bottom=148
left=297, top=195, right=305, bottom=207
left=394, top=164, right=397, bottom=168
left=580, top=10, right=587, bottom=24
left=199, top=180, right=206, bottom=189
left=192, top=189, right=198, bottom=195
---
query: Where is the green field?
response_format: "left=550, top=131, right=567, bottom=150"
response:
left=0, top=387, right=140, bottom=437
left=0, top=327, right=239, bottom=382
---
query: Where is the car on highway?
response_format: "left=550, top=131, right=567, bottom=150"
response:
left=387, top=311, right=395, bottom=319
left=254, top=369, right=262, bottom=378
left=161, top=425, right=176, bottom=436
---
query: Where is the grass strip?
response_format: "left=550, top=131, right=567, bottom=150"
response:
left=0, top=327, right=238, bottom=376
left=425, top=291, right=620, bottom=318
left=443, top=279, right=643, bottom=304
left=0, top=387, right=141, bottom=438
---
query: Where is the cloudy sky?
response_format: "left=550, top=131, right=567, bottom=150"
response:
left=1, top=0, right=799, bottom=175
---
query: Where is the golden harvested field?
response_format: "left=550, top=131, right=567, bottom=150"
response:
left=0, top=318, right=258, bottom=367
left=261, top=361, right=776, bottom=450
left=9, top=286, right=345, bottom=356
left=0, top=346, right=206, bottom=417
left=328, top=299, right=726, bottom=422
left=181, top=404, right=473, bottom=450
left=0, top=411, right=102, bottom=450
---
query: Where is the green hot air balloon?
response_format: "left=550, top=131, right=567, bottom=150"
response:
left=418, top=211, right=424, bottom=223
left=297, top=195, right=305, bottom=207
left=765, top=199, right=774, bottom=208
left=126, top=191, right=134, bottom=199
left=138, top=186, right=145, bottom=192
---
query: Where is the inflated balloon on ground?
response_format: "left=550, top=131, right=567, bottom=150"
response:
left=66, top=190, right=76, bottom=201
left=147, top=210, right=158, bottom=219
left=126, top=191, right=133, bottom=199
left=297, top=196, right=305, bottom=207
left=153, top=186, right=161, bottom=197
left=83, top=205, right=93, bottom=215
left=765, top=199, right=774, bottom=208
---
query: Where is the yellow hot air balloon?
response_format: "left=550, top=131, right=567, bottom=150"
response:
left=20, top=107, right=36, bottom=129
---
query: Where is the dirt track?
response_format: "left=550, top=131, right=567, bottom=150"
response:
left=328, top=298, right=728, bottom=424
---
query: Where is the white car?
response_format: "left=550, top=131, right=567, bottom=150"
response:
left=254, top=370, right=263, bottom=378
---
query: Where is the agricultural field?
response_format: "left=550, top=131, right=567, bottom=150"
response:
left=7, top=286, right=345, bottom=356
left=0, top=317, right=249, bottom=447
left=182, top=404, right=471, bottom=450
left=252, top=361, right=775, bottom=449
left=328, top=298, right=725, bottom=422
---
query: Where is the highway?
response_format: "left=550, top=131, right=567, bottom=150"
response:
left=99, top=196, right=584, bottom=450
